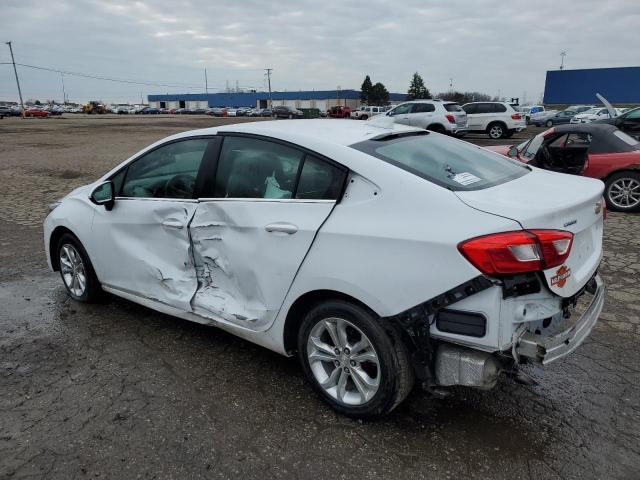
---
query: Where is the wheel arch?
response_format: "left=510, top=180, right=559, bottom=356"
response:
left=426, top=123, right=446, bottom=132
left=49, top=226, right=77, bottom=271
left=601, top=166, right=640, bottom=183
left=282, top=289, right=379, bottom=354
left=486, top=120, right=507, bottom=130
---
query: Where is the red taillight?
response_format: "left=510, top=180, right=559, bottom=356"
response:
left=511, top=113, right=522, bottom=120
left=458, top=230, right=573, bottom=275
left=445, top=114, right=456, bottom=124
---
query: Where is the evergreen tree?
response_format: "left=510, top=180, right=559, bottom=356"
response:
left=360, top=75, right=373, bottom=103
left=369, top=82, right=389, bottom=105
left=407, top=72, right=431, bottom=100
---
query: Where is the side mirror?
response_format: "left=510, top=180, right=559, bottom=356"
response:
left=90, top=180, right=115, bottom=211
left=507, top=146, right=519, bottom=158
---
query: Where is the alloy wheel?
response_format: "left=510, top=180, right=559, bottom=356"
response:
left=59, top=244, right=87, bottom=297
left=489, top=125, right=504, bottom=139
left=306, top=317, right=380, bottom=406
left=608, top=177, right=640, bottom=209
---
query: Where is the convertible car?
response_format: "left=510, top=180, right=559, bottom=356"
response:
left=487, top=123, right=640, bottom=212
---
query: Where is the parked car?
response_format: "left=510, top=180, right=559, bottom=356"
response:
left=0, top=106, right=12, bottom=118
left=45, top=119, right=605, bottom=417
left=596, top=106, right=640, bottom=140
left=520, top=105, right=545, bottom=124
left=350, top=105, right=388, bottom=120
left=566, top=105, right=596, bottom=114
left=140, top=107, right=160, bottom=114
left=462, top=102, right=526, bottom=139
left=260, top=108, right=272, bottom=117
left=570, top=107, right=618, bottom=124
left=487, top=123, right=640, bottom=211
left=532, top=110, right=577, bottom=127
left=385, top=100, right=468, bottom=136
left=24, top=108, right=50, bottom=118
left=328, top=106, right=352, bottom=118
left=272, top=105, right=304, bottom=119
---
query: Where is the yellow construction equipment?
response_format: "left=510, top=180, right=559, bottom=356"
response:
left=82, top=101, right=107, bottom=114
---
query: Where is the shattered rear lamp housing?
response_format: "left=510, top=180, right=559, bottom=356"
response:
left=458, top=230, right=573, bottom=275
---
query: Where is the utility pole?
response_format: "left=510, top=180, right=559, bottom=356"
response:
left=560, top=51, right=566, bottom=70
left=204, top=68, right=208, bottom=93
left=60, top=73, right=67, bottom=104
left=265, top=68, right=272, bottom=109
left=5, top=41, right=25, bottom=118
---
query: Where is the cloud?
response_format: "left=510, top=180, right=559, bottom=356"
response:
left=1, top=0, right=638, bottom=103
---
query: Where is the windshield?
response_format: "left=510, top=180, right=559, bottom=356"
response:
left=351, top=133, right=528, bottom=191
left=613, top=130, right=640, bottom=147
left=519, top=133, right=546, bottom=159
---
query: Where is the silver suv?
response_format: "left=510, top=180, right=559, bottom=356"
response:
left=385, top=100, right=468, bottom=136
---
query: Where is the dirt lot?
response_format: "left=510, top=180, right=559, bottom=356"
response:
left=1, top=115, right=639, bottom=479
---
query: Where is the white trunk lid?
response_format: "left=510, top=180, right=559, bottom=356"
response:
left=455, top=168, right=605, bottom=297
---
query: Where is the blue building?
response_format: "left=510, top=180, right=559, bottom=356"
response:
left=148, top=89, right=408, bottom=111
left=543, top=67, right=640, bottom=105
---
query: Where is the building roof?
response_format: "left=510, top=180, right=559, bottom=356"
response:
left=149, top=89, right=408, bottom=107
left=544, top=66, right=640, bottom=104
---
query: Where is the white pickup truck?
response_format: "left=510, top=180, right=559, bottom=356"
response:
left=351, top=105, right=389, bottom=120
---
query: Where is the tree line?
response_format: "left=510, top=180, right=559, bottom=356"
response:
left=358, top=72, right=499, bottom=106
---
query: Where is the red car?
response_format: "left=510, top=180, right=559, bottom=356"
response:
left=24, top=108, right=50, bottom=118
left=328, top=106, right=352, bottom=118
left=486, top=123, right=640, bottom=212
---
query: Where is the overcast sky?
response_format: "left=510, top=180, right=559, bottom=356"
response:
left=1, top=0, right=638, bottom=104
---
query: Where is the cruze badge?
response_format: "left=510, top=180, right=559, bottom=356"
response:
left=563, top=219, right=577, bottom=228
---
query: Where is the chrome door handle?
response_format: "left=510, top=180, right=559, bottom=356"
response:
left=265, top=222, right=298, bottom=234
left=162, top=219, right=184, bottom=229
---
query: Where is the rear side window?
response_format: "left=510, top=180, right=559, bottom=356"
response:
left=444, top=103, right=462, bottom=112
left=296, top=156, right=346, bottom=200
left=351, top=133, right=528, bottom=191
left=411, top=103, right=435, bottom=113
left=493, top=103, right=507, bottom=113
left=475, top=103, right=493, bottom=114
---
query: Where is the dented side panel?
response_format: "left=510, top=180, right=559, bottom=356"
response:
left=189, top=200, right=335, bottom=330
left=91, top=198, right=199, bottom=311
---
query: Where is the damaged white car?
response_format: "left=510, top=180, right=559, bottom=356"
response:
left=45, top=120, right=605, bottom=417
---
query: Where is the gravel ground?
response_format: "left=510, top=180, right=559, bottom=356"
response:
left=1, top=115, right=639, bottom=479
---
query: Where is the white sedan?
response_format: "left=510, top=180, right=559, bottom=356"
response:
left=44, top=120, right=605, bottom=417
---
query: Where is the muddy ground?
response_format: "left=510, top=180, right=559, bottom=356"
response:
left=1, top=115, right=639, bottom=479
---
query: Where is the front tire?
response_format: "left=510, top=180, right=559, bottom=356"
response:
left=57, top=233, right=102, bottom=302
left=297, top=300, right=414, bottom=418
left=605, top=171, right=640, bottom=212
left=545, top=120, right=553, bottom=127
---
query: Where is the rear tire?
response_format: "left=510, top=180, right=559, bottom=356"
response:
left=604, top=171, right=640, bottom=212
left=297, top=300, right=414, bottom=418
left=427, top=124, right=446, bottom=134
left=57, top=233, right=102, bottom=303
left=487, top=122, right=506, bottom=139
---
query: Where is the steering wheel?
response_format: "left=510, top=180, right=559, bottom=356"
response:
left=165, top=174, right=195, bottom=199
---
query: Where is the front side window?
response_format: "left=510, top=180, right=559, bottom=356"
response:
left=351, top=132, right=528, bottom=191
left=475, top=103, right=493, bottom=114
left=214, top=136, right=303, bottom=199
left=121, top=139, right=210, bottom=199
left=389, top=103, right=411, bottom=116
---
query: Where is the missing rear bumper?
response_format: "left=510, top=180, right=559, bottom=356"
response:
left=515, top=274, right=604, bottom=364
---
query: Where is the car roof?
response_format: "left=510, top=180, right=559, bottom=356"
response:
left=192, top=119, right=421, bottom=147
left=553, top=123, right=618, bottom=134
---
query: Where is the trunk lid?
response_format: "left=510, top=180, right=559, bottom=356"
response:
left=455, top=168, right=604, bottom=297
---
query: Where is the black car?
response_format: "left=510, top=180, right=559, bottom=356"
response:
left=533, top=110, right=576, bottom=127
left=272, top=105, right=303, bottom=119
left=596, top=107, right=640, bottom=140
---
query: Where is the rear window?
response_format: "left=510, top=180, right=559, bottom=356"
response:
left=351, top=133, right=528, bottom=191
left=444, top=103, right=462, bottom=112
